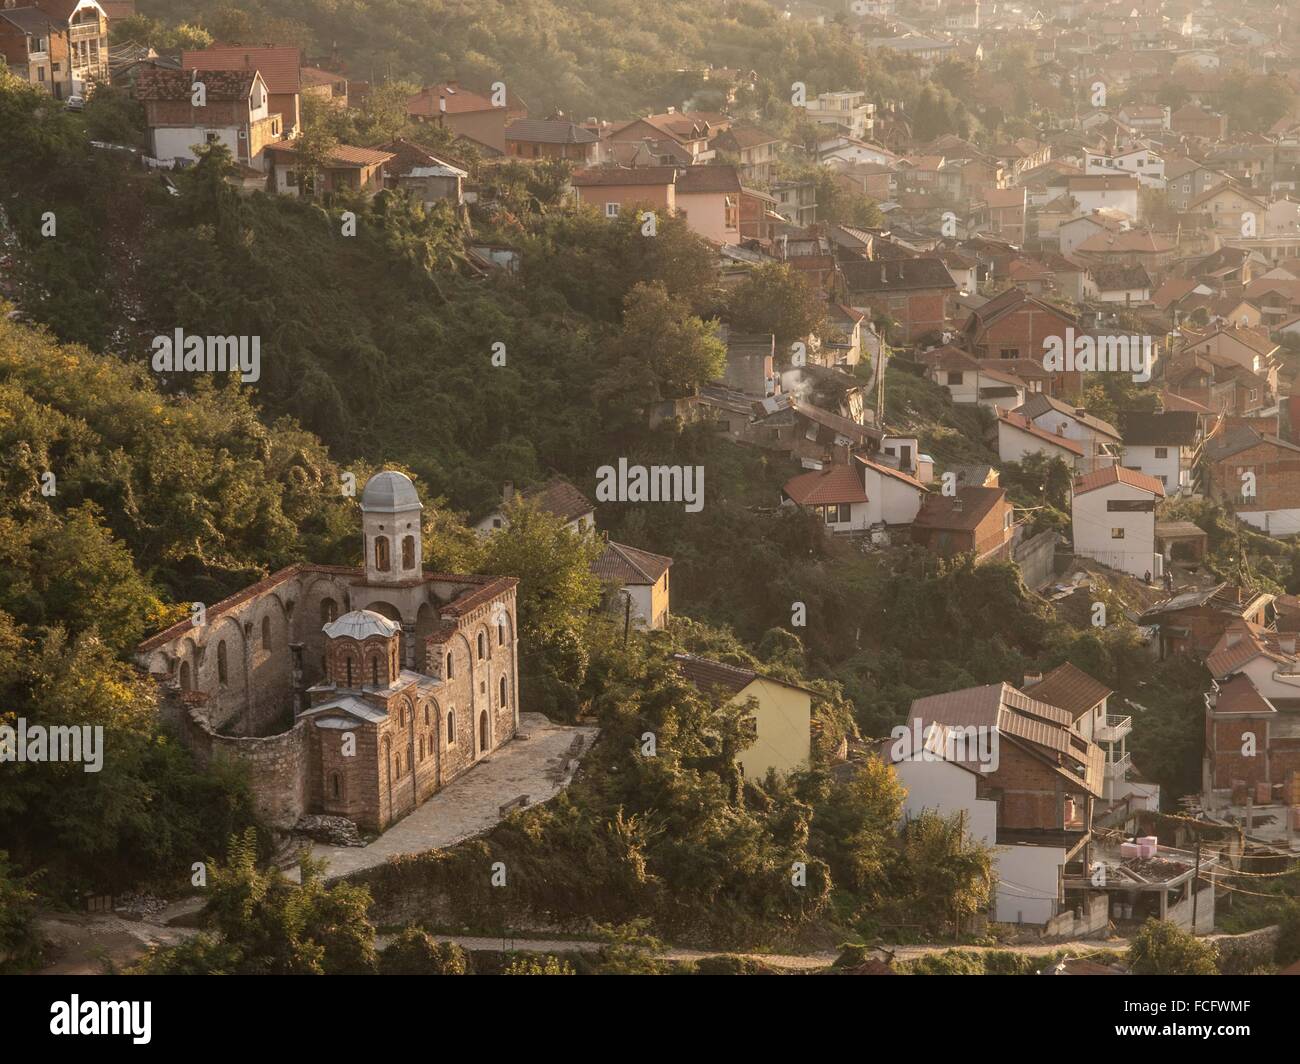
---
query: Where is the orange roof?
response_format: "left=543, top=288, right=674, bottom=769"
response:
left=266, top=142, right=395, bottom=167
left=783, top=464, right=868, bottom=506
left=996, top=409, right=1085, bottom=456
left=1072, top=465, right=1165, bottom=497
left=182, top=45, right=302, bottom=95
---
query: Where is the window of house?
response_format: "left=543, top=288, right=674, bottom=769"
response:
left=1154, top=447, right=1168, bottom=459
left=947, top=371, right=964, bottom=385
left=498, top=618, right=506, bottom=645
left=419, top=736, right=424, bottom=761
left=424, top=704, right=431, bottom=726
left=345, top=657, right=353, bottom=687
left=374, top=535, right=390, bottom=571
left=500, top=676, right=507, bottom=707
left=331, top=773, right=341, bottom=799
left=1111, top=528, right=1126, bottom=539
left=477, top=632, right=486, bottom=660
left=605, top=202, right=620, bottom=217
left=445, top=652, right=453, bottom=678
left=371, top=657, right=380, bottom=686
left=1000, top=348, right=1018, bottom=359
left=401, top=535, right=415, bottom=570
left=447, top=710, right=455, bottom=745
left=217, top=641, right=228, bottom=686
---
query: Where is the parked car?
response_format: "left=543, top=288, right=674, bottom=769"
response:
left=65, top=95, right=85, bottom=111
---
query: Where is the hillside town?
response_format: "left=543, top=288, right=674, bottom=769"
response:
left=2, top=0, right=1300, bottom=996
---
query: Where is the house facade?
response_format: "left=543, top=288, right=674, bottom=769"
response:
left=1070, top=465, right=1164, bottom=579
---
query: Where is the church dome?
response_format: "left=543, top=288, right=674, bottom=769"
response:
left=323, top=609, right=401, bottom=641
left=360, top=471, right=423, bottom=514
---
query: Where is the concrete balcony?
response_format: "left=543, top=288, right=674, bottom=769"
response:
left=1105, top=751, right=1132, bottom=777
left=1095, top=714, right=1132, bottom=742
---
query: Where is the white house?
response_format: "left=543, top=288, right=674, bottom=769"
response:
left=995, top=409, right=1086, bottom=471
left=1070, top=465, right=1165, bottom=579
left=1017, top=393, right=1123, bottom=474
left=1066, top=175, right=1141, bottom=223
left=926, top=348, right=1026, bottom=410
left=1084, top=147, right=1165, bottom=189
left=1118, top=410, right=1202, bottom=495
left=781, top=455, right=927, bottom=533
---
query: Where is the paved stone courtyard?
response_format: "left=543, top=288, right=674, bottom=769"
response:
left=309, top=713, right=599, bottom=879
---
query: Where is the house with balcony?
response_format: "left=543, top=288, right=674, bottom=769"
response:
left=1203, top=621, right=1300, bottom=797
left=1024, top=662, right=1159, bottom=810
left=888, top=681, right=1106, bottom=929
left=804, top=89, right=875, bottom=141
left=31, top=0, right=106, bottom=98
left=0, top=7, right=57, bottom=92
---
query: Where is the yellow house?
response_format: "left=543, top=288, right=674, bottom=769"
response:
left=591, top=539, right=673, bottom=630
left=675, top=654, right=813, bottom=777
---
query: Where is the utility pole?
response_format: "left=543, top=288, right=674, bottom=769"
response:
left=622, top=592, right=632, bottom=647
left=1191, top=837, right=1202, bottom=931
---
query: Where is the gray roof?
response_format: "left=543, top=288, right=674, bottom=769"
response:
left=323, top=610, right=400, bottom=641
left=1016, top=392, right=1121, bottom=440
left=361, top=470, right=423, bottom=513
left=302, top=696, right=389, bottom=725
left=0, top=7, right=55, bottom=33
left=506, top=119, right=598, bottom=145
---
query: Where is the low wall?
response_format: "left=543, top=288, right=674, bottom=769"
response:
left=161, top=687, right=310, bottom=829
left=1214, top=925, right=1282, bottom=974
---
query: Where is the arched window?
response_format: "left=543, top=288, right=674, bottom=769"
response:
left=498, top=618, right=506, bottom=645
left=445, top=652, right=453, bottom=679
left=321, top=598, right=337, bottom=625
left=374, top=535, right=391, bottom=572
left=331, top=773, right=341, bottom=799
left=479, top=711, right=489, bottom=753
left=395, top=751, right=402, bottom=776
left=345, top=656, right=354, bottom=687
left=500, top=676, right=507, bottom=708
left=423, top=704, right=430, bottom=726
left=217, top=641, right=228, bottom=686
left=371, top=656, right=380, bottom=686
left=419, top=736, right=425, bottom=761
left=402, top=535, right=415, bottom=570
left=477, top=632, right=486, bottom=660
left=261, top=616, right=271, bottom=650
left=447, top=710, right=455, bottom=745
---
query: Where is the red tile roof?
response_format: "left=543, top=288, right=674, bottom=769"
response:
left=591, top=540, right=673, bottom=585
left=996, top=409, right=1085, bottom=456
left=783, top=463, right=868, bottom=506
left=1072, top=465, right=1166, bottom=497
left=182, top=45, right=302, bottom=94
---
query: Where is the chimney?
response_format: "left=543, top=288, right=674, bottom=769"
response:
left=1023, top=671, right=1043, bottom=688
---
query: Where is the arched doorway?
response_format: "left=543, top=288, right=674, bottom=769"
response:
left=179, top=660, right=192, bottom=691
left=479, top=710, right=489, bottom=755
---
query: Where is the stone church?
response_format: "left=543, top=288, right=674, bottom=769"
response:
left=135, top=471, right=520, bottom=833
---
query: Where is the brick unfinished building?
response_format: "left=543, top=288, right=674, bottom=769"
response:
left=135, top=471, right=520, bottom=832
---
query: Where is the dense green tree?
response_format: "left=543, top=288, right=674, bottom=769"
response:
left=1127, top=919, right=1219, bottom=975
